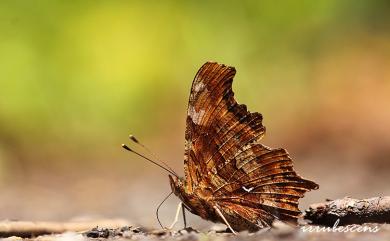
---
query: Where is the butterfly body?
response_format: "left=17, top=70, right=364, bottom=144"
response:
left=169, top=175, right=219, bottom=222
left=167, top=62, right=318, bottom=232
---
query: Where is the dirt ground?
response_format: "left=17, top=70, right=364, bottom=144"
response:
left=2, top=222, right=389, bottom=241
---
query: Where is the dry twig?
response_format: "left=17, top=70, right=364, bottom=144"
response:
left=305, top=196, right=390, bottom=226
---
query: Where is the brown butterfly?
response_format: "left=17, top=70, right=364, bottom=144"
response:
left=124, top=62, right=318, bottom=233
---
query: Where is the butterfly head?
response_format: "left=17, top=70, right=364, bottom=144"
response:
left=168, top=174, right=186, bottom=197
left=168, top=174, right=181, bottom=192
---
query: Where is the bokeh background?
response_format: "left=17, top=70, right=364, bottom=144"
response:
left=0, top=0, right=389, bottom=230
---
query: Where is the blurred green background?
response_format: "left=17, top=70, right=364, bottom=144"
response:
left=0, top=0, right=389, bottom=229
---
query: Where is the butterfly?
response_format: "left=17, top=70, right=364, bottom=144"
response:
left=124, top=61, right=318, bottom=233
left=169, top=62, right=319, bottom=232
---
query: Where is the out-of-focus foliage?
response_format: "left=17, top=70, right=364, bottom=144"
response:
left=0, top=1, right=389, bottom=223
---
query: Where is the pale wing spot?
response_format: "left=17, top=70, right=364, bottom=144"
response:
left=235, top=143, right=256, bottom=168
left=242, top=186, right=254, bottom=192
left=185, top=140, right=192, bottom=151
left=188, top=106, right=206, bottom=125
left=236, top=150, right=255, bottom=169
left=194, top=81, right=205, bottom=92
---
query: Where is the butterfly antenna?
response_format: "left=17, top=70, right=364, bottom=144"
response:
left=122, top=144, right=178, bottom=177
left=156, top=191, right=174, bottom=229
left=128, top=135, right=179, bottom=177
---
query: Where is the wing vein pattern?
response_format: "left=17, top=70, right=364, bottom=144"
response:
left=183, top=62, right=318, bottom=228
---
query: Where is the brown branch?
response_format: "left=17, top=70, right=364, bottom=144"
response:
left=304, top=196, right=390, bottom=226
left=0, top=219, right=130, bottom=238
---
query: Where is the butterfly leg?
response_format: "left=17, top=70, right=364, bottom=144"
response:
left=213, top=205, right=237, bottom=235
left=182, top=203, right=187, bottom=228
left=167, top=202, right=182, bottom=229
